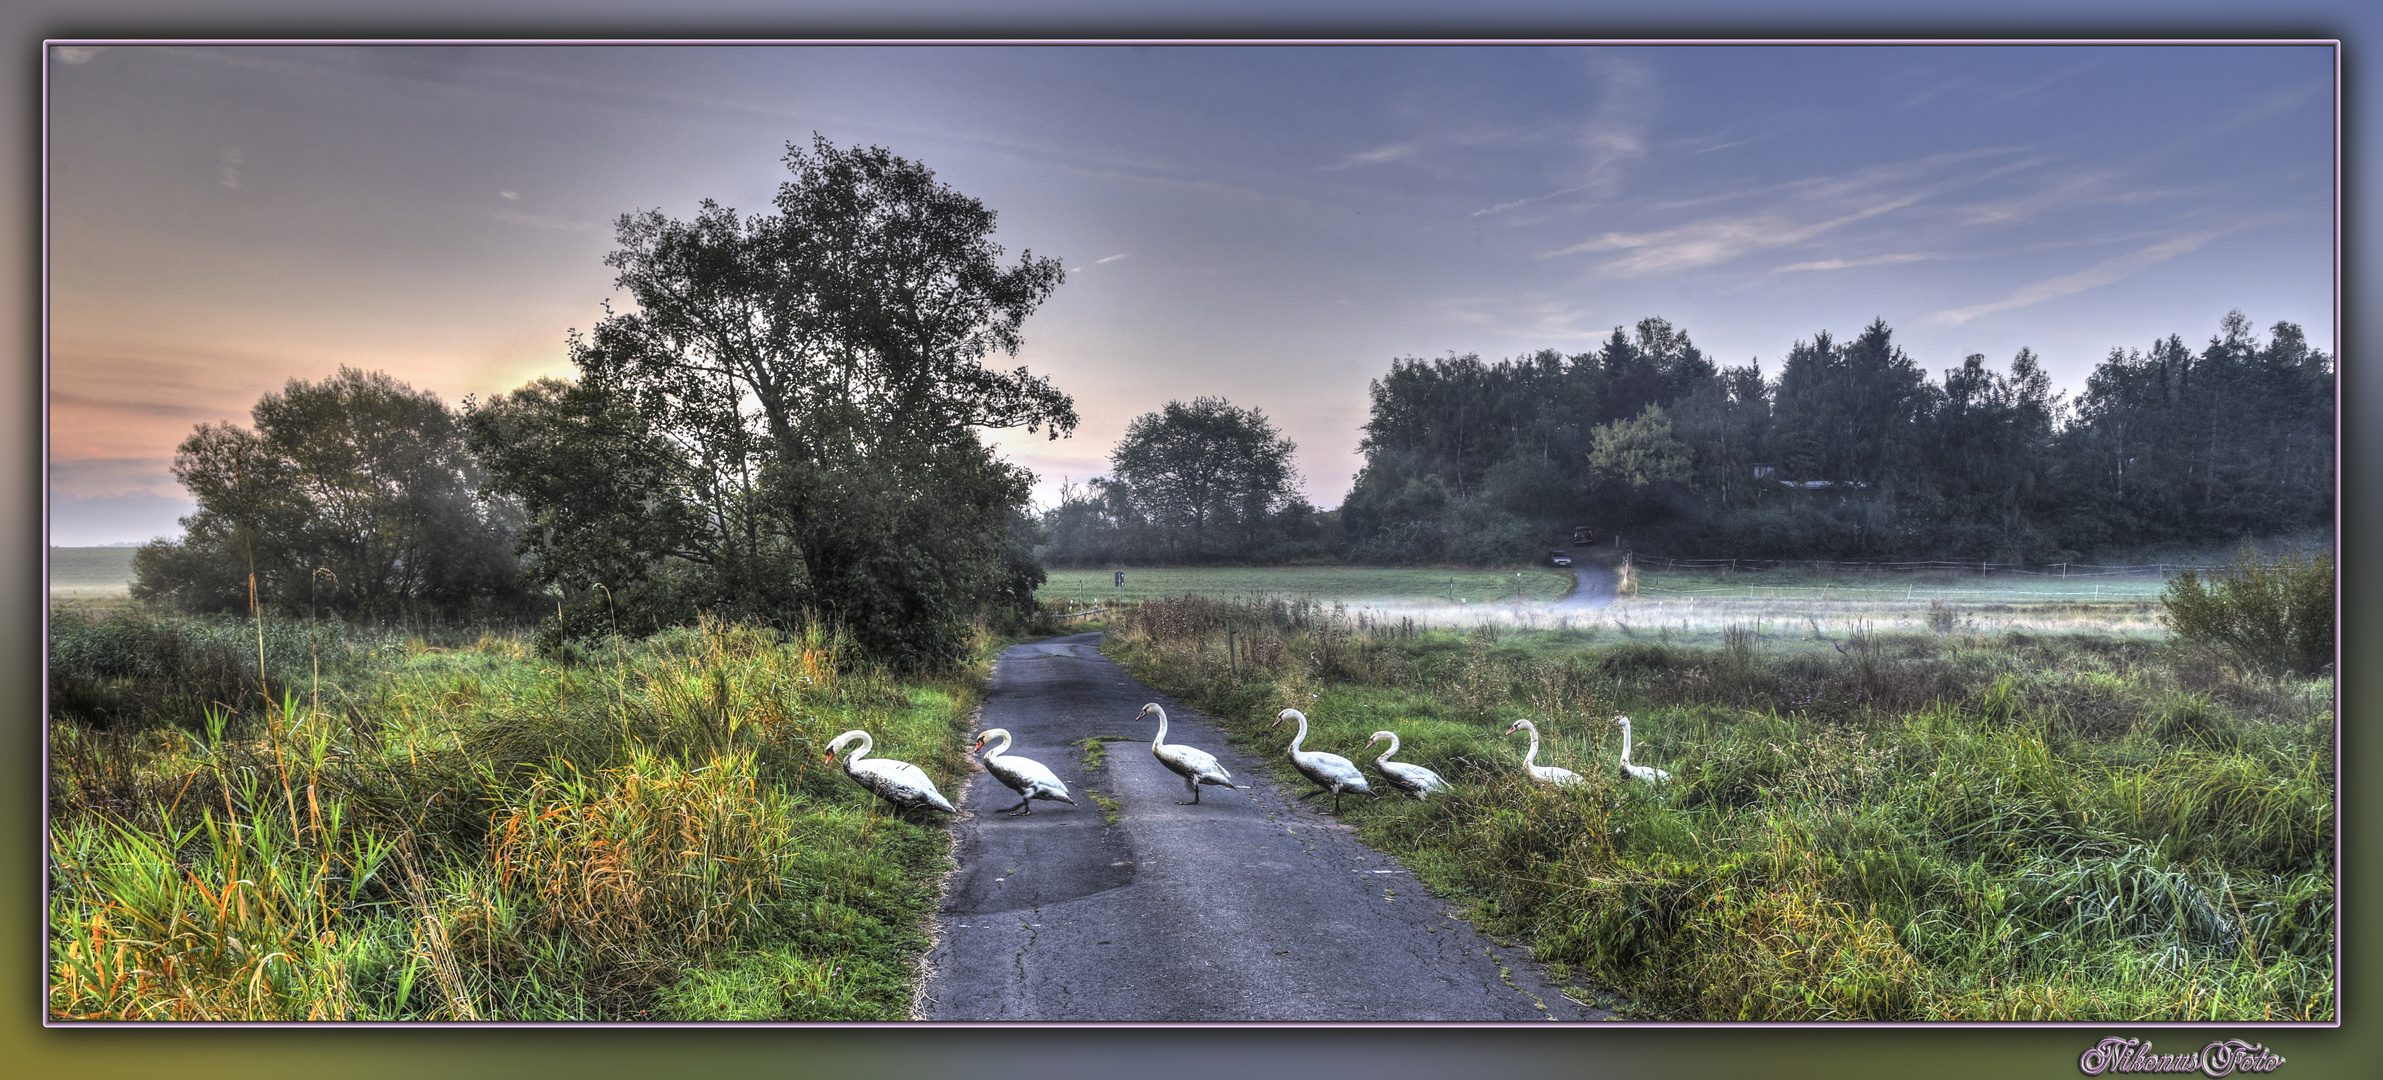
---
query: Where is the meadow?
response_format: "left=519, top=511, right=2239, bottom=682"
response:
left=1099, top=591, right=2335, bottom=1021
left=1039, top=561, right=2173, bottom=638
left=45, top=609, right=984, bottom=1021
left=1037, top=565, right=1577, bottom=611
left=48, top=546, right=140, bottom=602
left=45, top=556, right=2330, bottom=1022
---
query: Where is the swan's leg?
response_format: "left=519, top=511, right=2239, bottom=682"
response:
left=1179, top=774, right=1200, bottom=804
left=1005, top=796, right=1033, bottom=815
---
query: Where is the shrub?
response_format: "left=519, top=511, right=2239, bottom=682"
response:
left=2160, top=547, right=2334, bottom=676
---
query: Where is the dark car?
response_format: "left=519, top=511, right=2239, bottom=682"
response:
left=1549, top=550, right=1573, bottom=567
left=1570, top=526, right=1595, bottom=545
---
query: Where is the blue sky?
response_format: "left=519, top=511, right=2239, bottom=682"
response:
left=45, top=43, right=2335, bottom=545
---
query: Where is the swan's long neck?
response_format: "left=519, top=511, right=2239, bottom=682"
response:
left=844, top=731, right=874, bottom=765
left=1616, top=720, right=1633, bottom=765
left=1148, top=707, right=1169, bottom=749
left=984, top=730, right=1012, bottom=758
left=1284, top=710, right=1308, bottom=754
left=1519, top=722, right=1541, bottom=767
left=1375, top=732, right=1401, bottom=763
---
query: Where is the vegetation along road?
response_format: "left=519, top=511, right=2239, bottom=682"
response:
left=920, top=633, right=1600, bottom=1021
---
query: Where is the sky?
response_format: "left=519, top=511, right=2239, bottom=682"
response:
left=43, top=42, right=2336, bottom=546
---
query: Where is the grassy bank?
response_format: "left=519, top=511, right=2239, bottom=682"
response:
left=1104, top=596, right=2334, bottom=1021
left=46, top=611, right=982, bottom=1021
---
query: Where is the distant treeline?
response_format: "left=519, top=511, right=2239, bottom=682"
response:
left=1043, top=310, right=2331, bottom=567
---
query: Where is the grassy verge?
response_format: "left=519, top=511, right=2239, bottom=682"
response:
left=1104, top=596, right=2334, bottom=1021
left=46, top=612, right=985, bottom=1021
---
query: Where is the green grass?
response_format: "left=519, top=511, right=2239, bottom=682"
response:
left=47, top=614, right=985, bottom=1021
left=1034, top=563, right=2173, bottom=642
left=49, top=546, right=138, bottom=594
left=1104, top=595, right=2334, bottom=1022
left=1037, top=565, right=1578, bottom=608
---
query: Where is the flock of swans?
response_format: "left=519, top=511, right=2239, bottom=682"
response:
left=824, top=704, right=1669, bottom=819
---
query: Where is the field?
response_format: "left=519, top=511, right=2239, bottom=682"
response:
left=49, top=546, right=137, bottom=598
left=1623, top=567, right=2172, bottom=638
left=1039, top=562, right=2171, bottom=638
left=47, top=555, right=2329, bottom=1022
left=1037, top=565, right=1577, bottom=610
left=1099, top=591, right=2335, bottom=1022
left=45, top=611, right=985, bottom=1021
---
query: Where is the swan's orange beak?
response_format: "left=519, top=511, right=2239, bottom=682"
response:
left=821, top=751, right=833, bottom=763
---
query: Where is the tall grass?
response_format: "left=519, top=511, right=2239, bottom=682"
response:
left=48, top=612, right=983, bottom=1021
left=1107, top=596, right=2334, bottom=1021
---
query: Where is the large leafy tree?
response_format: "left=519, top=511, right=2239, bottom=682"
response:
left=468, top=136, right=1074, bottom=667
left=1108, top=397, right=1302, bottom=561
left=132, top=367, right=523, bottom=620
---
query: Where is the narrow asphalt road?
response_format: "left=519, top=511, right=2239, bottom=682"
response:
left=918, top=633, right=1605, bottom=1022
left=1552, top=561, right=1619, bottom=611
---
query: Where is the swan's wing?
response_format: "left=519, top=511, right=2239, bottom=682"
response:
left=858, top=758, right=949, bottom=806
left=1165, top=743, right=1232, bottom=782
left=1387, top=761, right=1448, bottom=791
left=997, top=753, right=1068, bottom=795
left=983, top=755, right=1034, bottom=793
left=1312, top=752, right=1369, bottom=788
left=862, top=757, right=935, bottom=789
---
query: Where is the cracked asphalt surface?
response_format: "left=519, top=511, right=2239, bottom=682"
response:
left=918, top=633, right=1608, bottom=1022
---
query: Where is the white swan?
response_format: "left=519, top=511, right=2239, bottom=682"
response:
left=1363, top=730, right=1449, bottom=800
left=824, top=729, right=954, bottom=815
left=974, top=727, right=1077, bottom=815
left=1503, top=718, right=1583, bottom=786
left=1612, top=715, right=1671, bottom=783
left=1139, top=702, right=1237, bottom=804
left=1274, top=709, right=1372, bottom=812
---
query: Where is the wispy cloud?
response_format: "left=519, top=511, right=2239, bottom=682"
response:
left=1322, top=142, right=1418, bottom=170
left=1924, top=214, right=2294, bottom=327
left=1538, top=147, right=2047, bottom=275
left=1096, top=252, right=1131, bottom=264
left=1468, top=54, right=1657, bottom=216
left=48, top=458, right=181, bottom=499
left=1772, top=252, right=1938, bottom=273
left=1689, top=130, right=1777, bottom=155
left=1546, top=193, right=1926, bottom=274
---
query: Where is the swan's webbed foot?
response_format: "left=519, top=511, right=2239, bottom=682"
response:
left=1296, top=788, right=1326, bottom=800
left=1003, top=798, right=1033, bottom=816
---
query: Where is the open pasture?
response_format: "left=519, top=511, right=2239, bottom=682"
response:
left=1619, top=566, right=2174, bottom=640
left=1038, top=563, right=2174, bottom=639
left=48, top=546, right=137, bottom=597
left=1037, top=565, right=1576, bottom=610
